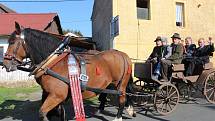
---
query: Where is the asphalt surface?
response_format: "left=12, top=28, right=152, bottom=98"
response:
left=0, top=91, right=215, bottom=121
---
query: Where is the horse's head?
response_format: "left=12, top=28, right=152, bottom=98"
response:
left=3, top=22, right=28, bottom=72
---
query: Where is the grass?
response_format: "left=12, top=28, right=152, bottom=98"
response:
left=0, top=86, right=41, bottom=105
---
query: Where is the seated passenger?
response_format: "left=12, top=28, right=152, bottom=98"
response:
left=160, top=33, right=184, bottom=81
left=184, top=37, right=196, bottom=57
left=147, top=36, right=163, bottom=79
left=161, top=37, right=172, bottom=59
left=182, top=37, right=196, bottom=76
left=185, top=38, right=214, bottom=76
left=147, top=36, right=163, bottom=63
left=208, top=37, right=214, bottom=57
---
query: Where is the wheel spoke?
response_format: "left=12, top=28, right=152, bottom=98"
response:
left=208, top=90, right=214, bottom=100
left=166, top=86, right=169, bottom=96
left=156, top=98, right=165, bottom=103
left=165, top=103, right=168, bottom=113
left=206, top=87, right=214, bottom=93
left=161, top=102, right=165, bottom=112
left=157, top=100, right=165, bottom=108
left=169, top=86, right=173, bottom=95
left=161, top=89, right=166, bottom=97
left=213, top=91, right=215, bottom=101
left=167, top=103, right=173, bottom=111
left=169, top=100, right=177, bottom=105
left=168, top=90, right=177, bottom=99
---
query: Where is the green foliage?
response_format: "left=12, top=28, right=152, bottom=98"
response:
left=62, top=29, right=83, bottom=37
left=0, top=86, right=41, bottom=104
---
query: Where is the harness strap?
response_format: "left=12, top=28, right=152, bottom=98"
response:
left=34, top=52, right=69, bottom=78
left=79, top=57, right=88, bottom=86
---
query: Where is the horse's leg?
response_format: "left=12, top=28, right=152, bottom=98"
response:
left=39, top=75, right=68, bottom=121
left=39, top=92, right=67, bottom=121
left=113, top=94, right=126, bottom=121
left=125, top=76, right=136, bottom=117
left=41, top=89, right=65, bottom=120
left=98, top=93, right=107, bottom=112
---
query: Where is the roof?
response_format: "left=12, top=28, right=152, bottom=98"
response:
left=0, top=13, right=60, bottom=35
left=0, top=4, right=16, bottom=13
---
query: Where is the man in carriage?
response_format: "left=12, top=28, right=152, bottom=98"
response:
left=184, top=38, right=214, bottom=76
left=160, top=33, right=184, bottom=81
left=182, top=36, right=196, bottom=76
left=147, top=36, right=172, bottom=80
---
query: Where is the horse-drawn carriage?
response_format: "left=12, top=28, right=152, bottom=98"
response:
left=2, top=22, right=215, bottom=121
left=133, top=60, right=215, bottom=115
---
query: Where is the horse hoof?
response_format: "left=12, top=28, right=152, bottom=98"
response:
left=126, top=105, right=136, bottom=117
left=132, top=111, right=136, bottom=117
left=112, top=117, right=122, bottom=121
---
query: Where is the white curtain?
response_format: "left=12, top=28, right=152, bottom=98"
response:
left=176, top=4, right=183, bottom=23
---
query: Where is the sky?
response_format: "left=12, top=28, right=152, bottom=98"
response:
left=1, top=0, right=94, bottom=37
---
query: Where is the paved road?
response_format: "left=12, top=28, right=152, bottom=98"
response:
left=0, top=91, right=215, bottom=121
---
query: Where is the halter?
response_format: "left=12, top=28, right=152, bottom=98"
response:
left=4, top=34, right=28, bottom=65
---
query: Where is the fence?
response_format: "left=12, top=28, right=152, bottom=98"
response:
left=0, top=68, right=36, bottom=87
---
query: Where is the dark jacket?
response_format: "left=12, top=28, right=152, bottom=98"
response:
left=194, top=43, right=214, bottom=64
left=184, top=44, right=196, bottom=57
left=148, top=46, right=163, bottom=60
left=167, top=43, right=184, bottom=64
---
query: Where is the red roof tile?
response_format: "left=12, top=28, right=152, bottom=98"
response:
left=0, top=13, right=57, bottom=35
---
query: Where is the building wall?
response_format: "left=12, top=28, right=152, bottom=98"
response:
left=92, top=0, right=113, bottom=50
left=45, top=21, right=61, bottom=34
left=0, top=37, right=9, bottom=54
left=92, top=0, right=215, bottom=64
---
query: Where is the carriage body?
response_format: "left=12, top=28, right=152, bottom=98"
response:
left=171, top=62, right=215, bottom=104
left=133, top=61, right=215, bottom=115
left=133, top=62, right=180, bottom=115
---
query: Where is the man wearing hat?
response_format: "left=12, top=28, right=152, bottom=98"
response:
left=146, top=36, right=164, bottom=79
left=160, top=33, right=184, bottom=81
left=147, top=36, right=163, bottom=62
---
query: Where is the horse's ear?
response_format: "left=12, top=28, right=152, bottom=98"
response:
left=15, top=21, right=21, bottom=35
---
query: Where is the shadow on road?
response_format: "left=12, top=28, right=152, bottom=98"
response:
left=0, top=99, right=40, bottom=121
left=0, top=98, right=131, bottom=121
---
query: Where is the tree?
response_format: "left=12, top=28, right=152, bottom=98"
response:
left=62, top=29, right=83, bottom=37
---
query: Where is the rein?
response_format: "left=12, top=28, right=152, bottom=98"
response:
left=4, top=40, right=24, bottom=64
left=4, top=34, right=30, bottom=68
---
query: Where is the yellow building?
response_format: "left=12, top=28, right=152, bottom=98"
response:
left=91, top=0, right=214, bottom=64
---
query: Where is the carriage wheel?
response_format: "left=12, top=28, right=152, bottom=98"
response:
left=204, top=72, right=215, bottom=104
left=154, top=83, right=179, bottom=115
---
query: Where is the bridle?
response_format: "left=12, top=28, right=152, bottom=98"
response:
left=4, top=34, right=28, bottom=65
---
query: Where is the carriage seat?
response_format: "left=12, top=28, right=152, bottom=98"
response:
left=203, top=62, right=213, bottom=70
left=172, top=64, right=184, bottom=72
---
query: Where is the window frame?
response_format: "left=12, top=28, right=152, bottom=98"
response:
left=136, top=0, right=151, bottom=20
left=0, top=46, right=4, bottom=63
left=176, top=2, right=185, bottom=27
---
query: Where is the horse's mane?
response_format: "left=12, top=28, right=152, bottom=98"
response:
left=23, top=28, right=61, bottom=64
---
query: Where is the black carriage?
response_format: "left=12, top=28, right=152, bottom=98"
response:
left=133, top=61, right=215, bottom=115
left=133, top=62, right=180, bottom=115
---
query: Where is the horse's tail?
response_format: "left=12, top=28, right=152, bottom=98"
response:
left=126, top=74, right=135, bottom=94
left=125, top=73, right=136, bottom=117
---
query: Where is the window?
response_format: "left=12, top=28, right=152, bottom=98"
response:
left=110, top=15, right=119, bottom=37
left=137, top=0, right=150, bottom=20
left=176, top=2, right=185, bottom=27
left=0, top=46, right=3, bottom=63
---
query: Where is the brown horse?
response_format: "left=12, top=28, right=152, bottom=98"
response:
left=3, top=23, right=134, bottom=121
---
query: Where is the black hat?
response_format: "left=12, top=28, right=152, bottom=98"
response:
left=171, top=33, right=181, bottom=39
left=154, top=36, right=162, bottom=42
